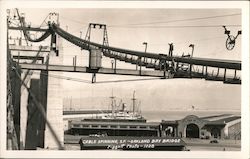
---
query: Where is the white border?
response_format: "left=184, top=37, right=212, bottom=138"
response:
left=0, top=1, right=249, bottom=159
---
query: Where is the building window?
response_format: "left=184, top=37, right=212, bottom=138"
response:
left=120, top=126, right=127, bottom=128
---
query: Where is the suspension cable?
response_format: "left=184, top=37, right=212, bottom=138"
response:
left=15, top=9, right=51, bottom=43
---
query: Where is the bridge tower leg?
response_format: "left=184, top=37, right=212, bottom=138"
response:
left=44, top=34, right=64, bottom=149
left=10, top=45, right=53, bottom=150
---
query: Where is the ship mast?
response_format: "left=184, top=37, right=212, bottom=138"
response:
left=132, top=90, right=136, bottom=116
left=110, top=89, right=115, bottom=118
left=70, top=96, right=72, bottom=111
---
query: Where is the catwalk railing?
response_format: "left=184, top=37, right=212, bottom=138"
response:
left=9, top=20, right=241, bottom=84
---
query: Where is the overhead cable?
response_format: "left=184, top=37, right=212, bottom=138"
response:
left=109, top=24, right=241, bottom=29
left=109, top=13, right=241, bottom=27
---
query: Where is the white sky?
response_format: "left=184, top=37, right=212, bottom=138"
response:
left=17, top=8, right=241, bottom=112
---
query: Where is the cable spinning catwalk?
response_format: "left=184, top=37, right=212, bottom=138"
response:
left=13, top=7, right=241, bottom=71
left=13, top=9, right=241, bottom=84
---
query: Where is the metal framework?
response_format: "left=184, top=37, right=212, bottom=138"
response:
left=223, top=26, right=241, bottom=51
left=84, top=23, right=110, bottom=83
left=6, top=10, right=243, bottom=150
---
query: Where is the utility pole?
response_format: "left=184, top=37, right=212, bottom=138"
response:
left=143, top=42, right=147, bottom=62
left=138, top=42, right=147, bottom=72
left=70, top=96, right=72, bottom=111
left=189, top=44, right=194, bottom=77
left=143, top=42, right=148, bottom=53
left=111, top=60, right=114, bottom=69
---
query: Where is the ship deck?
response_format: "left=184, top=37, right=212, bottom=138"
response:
left=68, top=120, right=161, bottom=136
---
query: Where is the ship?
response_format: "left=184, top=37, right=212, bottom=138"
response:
left=67, top=91, right=162, bottom=137
left=66, top=91, right=187, bottom=151
left=82, top=90, right=147, bottom=123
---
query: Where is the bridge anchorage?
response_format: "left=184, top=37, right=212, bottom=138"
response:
left=6, top=9, right=242, bottom=150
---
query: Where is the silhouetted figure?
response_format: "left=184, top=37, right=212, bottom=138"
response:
left=168, top=43, right=174, bottom=57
